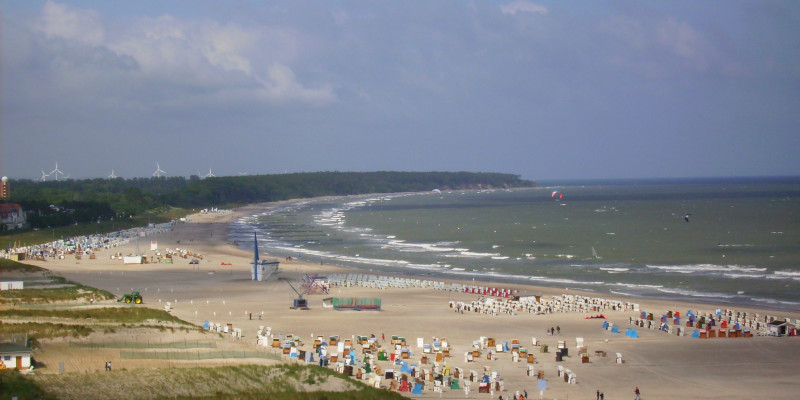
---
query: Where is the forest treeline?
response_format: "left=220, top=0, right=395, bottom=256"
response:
left=3, top=172, right=534, bottom=230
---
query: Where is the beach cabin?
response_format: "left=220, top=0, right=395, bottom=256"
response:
left=512, top=292, right=542, bottom=302
left=767, top=320, right=796, bottom=337
left=0, top=281, right=24, bottom=291
left=0, top=343, right=33, bottom=370
left=123, top=256, right=143, bottom=265
left=252, top=259, right=280, bottom=281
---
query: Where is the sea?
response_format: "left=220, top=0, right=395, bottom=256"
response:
left=229, top=177, right=800, bottom=312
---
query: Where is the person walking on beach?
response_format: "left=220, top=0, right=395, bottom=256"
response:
left=634, top=386, right=641, bottom=399
left=556, top=326, right=561, bottom=335
left=597, top=389, right=600, bottom=400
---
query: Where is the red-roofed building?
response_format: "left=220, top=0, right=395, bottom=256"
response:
left=0, top=203, right=26, bottom=230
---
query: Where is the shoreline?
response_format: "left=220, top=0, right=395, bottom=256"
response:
left=227, top=196, right=800, bottom=314
left=12, top=199, right=800, bottom=399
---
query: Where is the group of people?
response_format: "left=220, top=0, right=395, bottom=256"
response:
left=597, top=387, right=641, bottom=399
left=546, top=326, right=561, bottom=335
left=498, top=390, right=527, bottom=400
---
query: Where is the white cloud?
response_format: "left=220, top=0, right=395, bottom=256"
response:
left=258, top=63, right=336, bottom=104
left=36, top=0, right=104, bottom=46
left=501, top=1, right=548, bottom=16
left=202, top=23, right=255, bottom=76
left=31, top=2, right=335, bottom=105
left=599, top=14, right=716, bottom=76
left=656, top=17, right=712, bottom=71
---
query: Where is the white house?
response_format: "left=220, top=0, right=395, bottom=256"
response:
left=767, top=320, right=797, bottom=337
left=0, top=281, right=24, bottom=290
left=0, top=343, right=33, bottom=370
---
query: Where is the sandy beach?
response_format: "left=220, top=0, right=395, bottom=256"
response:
left=22, top=201, right=800, bottom=400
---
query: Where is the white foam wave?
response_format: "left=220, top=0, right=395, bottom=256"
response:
left=656, top=287, right=736, bottom=299
left=610, top=283, right=664, bottom=290
left=382, top=240, right=459, bottom=253
left=750, top=297, right=800, bottom=306
left=773, top=270, right=800, bottom=277
left=444, top=251, right=502, bottom=259
left=646, top=264, right=767, bottom=274
left=609, top=290, right=636, bottom=297
left=527, top=276, right=605, bottom=285
left=600, top=267, right=630, bottom=273
left=723, top=273, right=767, bottom=279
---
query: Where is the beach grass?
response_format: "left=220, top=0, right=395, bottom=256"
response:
left=0, top=307, right=195, bottom=325
left=0, top=370, right=59, bottom=400
left=32, top=364, right=406, bottom=400
left=0, top=322, right=93, bottom=340
left=0, top=285, right=116, bottom=304
left=0, top=258, right=46, bottom=273
left=0, top=262, right=116, bottom=304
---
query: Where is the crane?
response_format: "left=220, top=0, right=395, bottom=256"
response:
left=283, top=277, right=314, bottom=310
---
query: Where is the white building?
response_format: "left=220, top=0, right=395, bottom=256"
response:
left=0, top=281, right=24, bottom=290
left=0, top=343, right=33, bottom=370
left=252, top=259, right=280, bottom=281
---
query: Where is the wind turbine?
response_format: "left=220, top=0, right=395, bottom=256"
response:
left=49, top=162, right=67, bottom=181
left=108, top=170, right=117, bottom=179
left=152, top=162, right=166, bottom=178
left=40, top=170, right=51, bottom=182
left=204, top=168, right=216, bottom=178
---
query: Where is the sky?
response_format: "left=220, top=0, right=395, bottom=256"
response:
left=1, top=0, right=799, bottom=181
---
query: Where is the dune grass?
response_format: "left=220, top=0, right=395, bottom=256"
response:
left=0, top=285, right=116, bottom=304
left=0, top=322, right=94, bottom=340
left=0, top=259, right=46, bottom=273
left=0, top=307, right=193, bottom=325
left=0, top=370, right=58, bottom=400
left=33, top=364, right=406, bottom=400
left=0, top=259, right=115, bottom=304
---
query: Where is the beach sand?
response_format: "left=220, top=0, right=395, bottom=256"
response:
left=24, top=202, right=800, bottom=399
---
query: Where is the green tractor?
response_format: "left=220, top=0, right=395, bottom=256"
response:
left=118, top=291, right=143, bottom=304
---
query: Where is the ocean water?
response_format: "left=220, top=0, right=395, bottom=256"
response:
left=230, top=177, right=800, bottom=311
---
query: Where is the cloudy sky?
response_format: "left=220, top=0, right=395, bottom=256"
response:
left=2, top=1, right=798, bottom=181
